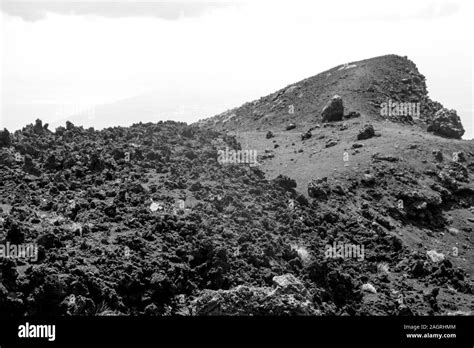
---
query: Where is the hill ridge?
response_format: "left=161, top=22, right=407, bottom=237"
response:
left=196, top=54, right=447, bottom=134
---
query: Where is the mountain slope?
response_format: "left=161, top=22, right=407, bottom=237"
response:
left=197, top=54, right=443, bottom=132
left=195, top=54, right=474, bottom=314
left=1, top=120, right=472, bottom=316
left=0, top=54, right=472, bottom=317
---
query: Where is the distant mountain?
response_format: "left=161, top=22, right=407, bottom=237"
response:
left=47, top=93, right=218, bottom=131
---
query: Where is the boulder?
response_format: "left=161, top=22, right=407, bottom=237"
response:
left=432, top=150, right=443, bottom=162
left=361, top=283, right=377, bottom=294
left=191, top=274, right=317, bottom=315
left=308, top=177, right=330, bottom=199
left=273, top=175, right=297, bottom=191
left=344, top=111, right=360, bottom=119
left=372, top=152, right=399, bottom=162
left=427, top=108, right=465, bottom=139
left=427, top=250, right=445, bottom=263
left=301, top=130, right=312, bottom=141
left=397, top=190, right=443, bottom=209
left=0, top=128, right=11, bottom=148
left=66, top=121, right=75, bottom=131
left=357, top=124, right=375, bottom=140
left=33, top=119, right=43, bottom=134
left=5, top=218, right=25, bottom=244
left=325, top=138, right=338, bottom=148
left=361, top=173, right=376, bottom=186
left=272, top=274, right=307, bottom=296
left=55, top=126, right=66, bottom=136
left=37, top=232, right=63, bottom=249
left=321, top=95, right=344, bottom=122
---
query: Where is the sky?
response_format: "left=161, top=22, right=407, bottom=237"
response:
left=0, top=0, right=473, bottom=138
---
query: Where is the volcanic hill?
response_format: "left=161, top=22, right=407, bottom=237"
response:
left=0, top=54, right=472, bottom=316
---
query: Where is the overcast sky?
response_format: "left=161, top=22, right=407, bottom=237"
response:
left=0, top=0, right=472, bottom=138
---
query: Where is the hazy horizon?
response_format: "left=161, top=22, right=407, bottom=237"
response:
left=1, top=0, right=473, bottom=138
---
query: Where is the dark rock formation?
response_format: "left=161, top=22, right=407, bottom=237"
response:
left=427, top=108, right=465, bottom=139
left=321, top=95, right=344, bottom=122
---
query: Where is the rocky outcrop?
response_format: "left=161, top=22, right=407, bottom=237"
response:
left=321, top=95, right=344, bottom=122
left=427, top=108, right=465, bottom=139
left=308, top=177, right=330, bottom=199
left=273, top=174, right=297, bottom=191
left=191, top=274, right=318, bottom=315
left=0, top=129, right=11, bottom=148
left=357, top=124, right=375, bottom=140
